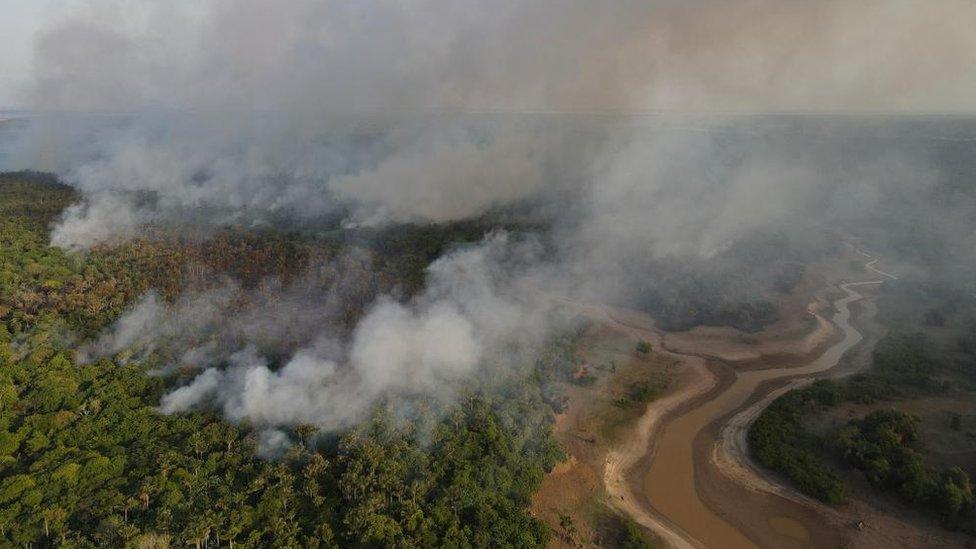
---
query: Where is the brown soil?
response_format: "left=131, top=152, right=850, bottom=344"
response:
left=530, top=313, right=679, bottom=547
left=662, top=265, right=839, bottom=365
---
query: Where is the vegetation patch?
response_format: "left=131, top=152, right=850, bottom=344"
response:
left=750, top=331, right=976, bottom=533
left=613, top=378, right=667, bottom=410
left=837, top=409, right=974, bottom=528
left=591, top=509, right=656, bottom=548
left=0, top=174, right=570, bottom=547
left=749, top=383, right=847, bottom=504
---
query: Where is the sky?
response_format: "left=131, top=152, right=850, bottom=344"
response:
left=6, top=1, right=976, bottom=114
left=0, top=1, right=65, bottom=107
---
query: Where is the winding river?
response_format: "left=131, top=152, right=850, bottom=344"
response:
left=637, top=277, right=886, bottom=548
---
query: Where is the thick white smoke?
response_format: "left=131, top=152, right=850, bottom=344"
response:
left=115, top=234, right=557, bottom=432
left=10, top=0, right=976, bottom=249
left=331, top=126, right=549, bottom=226
left=11, top=0, right=976, bottom=442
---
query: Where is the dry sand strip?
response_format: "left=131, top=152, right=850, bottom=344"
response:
left=711, top=248, right=898, bottom=522
left=597, top=308, right=718, bottom=549
left=715, top=280, right=883, bottom=509
left=550, top=296, right=716, bottom=548
left=603, top=352, right=714, bottom=549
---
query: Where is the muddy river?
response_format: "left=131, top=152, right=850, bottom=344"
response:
left=641, top=280, right=880, bottom=548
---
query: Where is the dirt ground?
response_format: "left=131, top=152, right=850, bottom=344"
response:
left=662, top=263, right=838, bottom=364
left=530, top=317, right=677, bottom=547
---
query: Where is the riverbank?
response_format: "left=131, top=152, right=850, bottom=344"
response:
left=625, top=254, right=882, bottom=548
left=534, top=249, right=952, bottom=547
left=648, top=248, right=972, bottom=549
left=532, top=255, right=865, bottom=547
left=530, top=306, right=684, bottom=547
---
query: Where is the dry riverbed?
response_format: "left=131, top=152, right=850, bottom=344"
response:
left=534, top=249, right=962, bottom=548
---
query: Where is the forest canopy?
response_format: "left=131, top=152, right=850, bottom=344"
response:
left=0, top=172, right=567, bottom=547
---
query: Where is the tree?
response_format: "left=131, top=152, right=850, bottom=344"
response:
left=294, top=423, right=319, bottom=448
left=0, top=178, right=564, bottom=547
left=558, top=513, right=578, bottom=545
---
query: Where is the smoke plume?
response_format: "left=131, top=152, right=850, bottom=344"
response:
left=8, top=0, right=976, bottom=443
left=205, top=235, right=546, bottom=431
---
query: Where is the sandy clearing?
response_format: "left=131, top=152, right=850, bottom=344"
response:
left=662, top=283, right=839, bottom=364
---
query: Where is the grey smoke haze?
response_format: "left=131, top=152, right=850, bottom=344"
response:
left=84, top=247, right=387, bottom=366
left=140, top=234, right=553, bottom=431
left=10, top=1, right=976, bottom=441
left=331, top=126, right=551, bottom=226
left=25, top=0, right=976, bottom=114
left=42, top=116, right=976, bottom=442
left=10, top=0, right=976, bottom=248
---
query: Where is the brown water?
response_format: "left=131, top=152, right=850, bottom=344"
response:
left=641, top=282, right=877, bottom=548
left=768, top=516, right=810, bottom=542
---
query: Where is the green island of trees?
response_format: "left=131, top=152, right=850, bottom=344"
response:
left=837, top=409, right=973, bottom=527
left=750, top=332, right=975, bottom=531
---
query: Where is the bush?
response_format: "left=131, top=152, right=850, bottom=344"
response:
left=749, top=389, right=847, bottom=504
left=836, top=409, right=975, bottom=527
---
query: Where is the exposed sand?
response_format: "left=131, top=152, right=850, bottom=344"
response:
left=599, top=310, right=715, bottom=549
left=716, top=280, right=883, bottom=508
left=538, top=249, right=961, bottom=548
left=622, top=251, right=902, bottom=547
left=537, top=271, right=857, bottom=547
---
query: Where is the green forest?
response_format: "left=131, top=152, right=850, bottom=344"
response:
left=750, top=314, right=976, bottom=532
left=0, top=172, right=576, bottom=547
